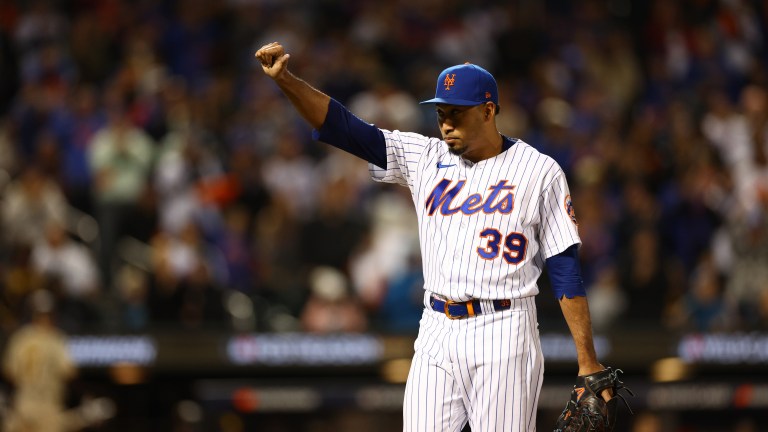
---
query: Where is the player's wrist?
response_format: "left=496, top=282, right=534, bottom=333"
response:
left=577, top=362, right=605, bottom=377
left=273, top=68, right=295, bottom=86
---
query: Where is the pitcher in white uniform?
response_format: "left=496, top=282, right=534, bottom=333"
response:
left=255, top=41, right=613, bottom=432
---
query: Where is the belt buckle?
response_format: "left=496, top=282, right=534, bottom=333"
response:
left=444, top=300, right=467, bottom=320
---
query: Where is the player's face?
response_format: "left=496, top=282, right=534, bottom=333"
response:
left=435, top=103, right=487, bottom=158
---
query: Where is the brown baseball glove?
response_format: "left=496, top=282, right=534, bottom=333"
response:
left=554, top=367, right=633, bottom=432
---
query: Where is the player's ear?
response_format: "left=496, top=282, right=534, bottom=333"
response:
left=484, top=102, right=494, bottom=120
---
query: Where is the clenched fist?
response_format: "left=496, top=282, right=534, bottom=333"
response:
left=255, top=42, right=290, bottom=79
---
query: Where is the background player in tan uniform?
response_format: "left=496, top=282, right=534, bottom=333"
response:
left=2, top=289, right=112, bottom=432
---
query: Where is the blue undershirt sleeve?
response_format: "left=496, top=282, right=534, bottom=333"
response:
left=546, top=244, right=586, bottom=300
left=311, top=98, right=387, bottom=169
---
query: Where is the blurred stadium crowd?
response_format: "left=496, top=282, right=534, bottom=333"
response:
left=0, top=0, right=767, bottom=339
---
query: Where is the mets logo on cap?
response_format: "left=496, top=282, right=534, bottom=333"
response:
left=420, top=63, right=499, bottom=106
left=444, top=73, right=456, bottom=90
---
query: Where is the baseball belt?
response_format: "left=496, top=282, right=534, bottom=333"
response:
left=429, top=295, right=512, bottom=320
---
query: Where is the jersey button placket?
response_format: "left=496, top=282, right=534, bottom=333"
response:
left=454, top=181, right=467, bottom=260
left=461, top=167, right=477, bottom=230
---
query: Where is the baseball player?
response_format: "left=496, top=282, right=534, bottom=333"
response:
left=2, top=290, right=114, bottom=432
left=256, top=42, right=613, bottom=431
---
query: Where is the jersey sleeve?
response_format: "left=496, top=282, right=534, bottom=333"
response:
left=312, top=98, right=387, bottom=169
left=546, top=244, right=586, bottom=299
left=312, top=99, right=435, bottom=189
left=369, top=129, right=436, bottom=188
left=538, top=170, right=581, bottom=259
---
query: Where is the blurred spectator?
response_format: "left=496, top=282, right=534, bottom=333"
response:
left=260, top=132, right=318, bottom=221
left=147, top=222, right=226, bottom=328
left=19, top=40, right=76, bottom=92
left=154, top=124, right=224, bottom=236
left=579, top=28, right=642, bottom=115
left=1, top=164, right=67, bottom=248
left=528, top=95, right=577, bottom=176
left=68, top=8, right=117, bottom=85
left=349, top=189, right=419, bottom=311
left=666, top=253, right=728, bottom=332
left=214, top=204, right=258, bottom=294
left=347, top=80, right=423, bottom=131
left=569, top=155, right=618, bottom=285
left=300, top=266, right=367, bottom=334
left=30, top=222, right=101, bottom=332
left=87, top=98, right=154, bottom=288
left=114, top=265, right=150, bottom=332
left=11, top=48, right=72, bottom=162
left=658, top=168, right=721, bottom=277
left=375, top=251, right=424, bottom=334
left=722, top=197, right=768, bottom=329
left=159, top=0, right=224, bottom=92
left=617, top=226, right=670, bottom=327
left=702, top=87, right=767, bottom=218
left=50, top=83, right=106, bottom=214
left=31, top=222, right=99, bottom=301
left=13, top=0, right=67, bottom=60
left=299, top=176, right=368, bottom=273
left=116, top=32, right=169, bottom=140
left=585, top=264, right=627, bottom=333
left=226, top=146, right=272, bottom=230
left=252, top=193, right=305, bottom=315
left=738, top=84, right=768, bottom=214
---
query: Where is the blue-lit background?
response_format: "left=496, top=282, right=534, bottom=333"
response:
left=1, top=0, right=767, bottom=431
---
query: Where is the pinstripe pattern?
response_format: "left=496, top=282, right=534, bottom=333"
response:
left=369, top=132, right=580, bottom=301
left=370, top=131, right=579, bottom=431
left=405, top=298, right=543, bottom=431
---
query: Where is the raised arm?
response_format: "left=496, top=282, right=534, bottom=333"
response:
left=255, top=42, right=330, bottom=129
left=255, top=41, right=388, bottom=169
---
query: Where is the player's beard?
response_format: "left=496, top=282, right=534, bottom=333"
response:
left=445, top=139, right=467, bottom=156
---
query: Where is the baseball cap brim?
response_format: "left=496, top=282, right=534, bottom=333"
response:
left=419, top=97, right=487, bottom=106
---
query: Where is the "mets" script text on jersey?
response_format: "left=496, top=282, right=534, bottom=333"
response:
left=425, top=179, right=516, bottom=216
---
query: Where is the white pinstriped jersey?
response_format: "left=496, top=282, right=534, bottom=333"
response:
left=369, top=130, right=580, bottom=302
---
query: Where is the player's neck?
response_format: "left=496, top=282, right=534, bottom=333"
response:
left=464, top=130, right=504, bottom=163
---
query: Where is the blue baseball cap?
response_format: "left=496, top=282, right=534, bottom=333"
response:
left=420, top=63, right=498, bottom=106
